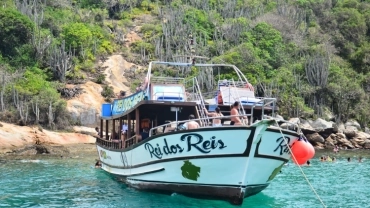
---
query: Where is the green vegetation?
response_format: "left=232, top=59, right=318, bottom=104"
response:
left=0, top=0, right=369, bottom=129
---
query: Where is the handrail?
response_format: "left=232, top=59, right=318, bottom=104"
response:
left=149, top=114, right=252, bottom=137
left=250, top=98, right=277, bottom=124
left=96, top=137, right=122, bottom=149
left=125, top=135, right=137, bottom=148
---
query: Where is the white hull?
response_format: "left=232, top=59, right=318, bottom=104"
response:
left=96, top=120, right=298, bottom=204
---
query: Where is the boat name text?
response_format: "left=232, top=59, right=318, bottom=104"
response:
left=112, top=91, right=145, bottom=115
left=273, top=136, right=291, bottom=155
left=144, top=133, right=227, bottom=159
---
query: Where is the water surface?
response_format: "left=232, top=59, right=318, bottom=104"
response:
left=0, top=150, right=369, bottom=208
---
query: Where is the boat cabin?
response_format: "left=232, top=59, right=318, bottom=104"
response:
left=96, top=61, right=278, bottom=150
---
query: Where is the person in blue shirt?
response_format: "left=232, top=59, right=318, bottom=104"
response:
left=140, top=128, right=149, bottom=140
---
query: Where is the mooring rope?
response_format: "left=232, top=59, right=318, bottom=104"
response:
left=275, top=120, right=327, bottom=208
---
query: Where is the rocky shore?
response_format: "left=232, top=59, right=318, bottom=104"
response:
left=0, top=122, right=97, bottom=156
left=1, top=116, right=369, bottom=158
left=280, top=117, right=370, bottom=150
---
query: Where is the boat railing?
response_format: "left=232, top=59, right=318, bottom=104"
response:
left=96, top=135, right=138, bottom=149
left=250, top=98, right=277, bottom=124
left=125, top=135, right=137, bottom=148
left=150, top=76, right=185, bottom=85
left=96, top=137, right=122, bottom=149
left=218, top=80, right=248, bottom=88
left=149, top=114, right=253, bottom=137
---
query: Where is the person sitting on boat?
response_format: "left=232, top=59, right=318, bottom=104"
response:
left=183, top=114, right=200, bottom=130
left=203, top=107, right=223, bottom=127
left=163, top=121, right=175, bottom=133
left=121, top=122, right=128, bottom=139
left=140, top=128, right=149, bottom=140
left=217, top=91, right=223, bottom=104
left=230, top=101, right=248, bottom=126
left=95, top=127, right=102, bottom=137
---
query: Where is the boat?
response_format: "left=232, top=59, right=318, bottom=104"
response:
left=95, top=60, right=301, bottom=205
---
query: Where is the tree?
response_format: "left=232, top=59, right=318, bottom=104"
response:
left=0, top=8, right=34, bottom=58
left=62, top=22, right=93, bottom=54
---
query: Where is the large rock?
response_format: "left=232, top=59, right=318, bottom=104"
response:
left=365, top=127, right=370, bottom=134
left=310, top=118, right=333, bottom=137
left=345, top=120, right=361, bottom=130
left=335, top=133, right=354, bottom=149
left=353, top=131, right=370, bottom=140
left=343, top=127, right=357, bottom=139
left=280, top=117, right=300, bottom=130
left=363, top=140, right=370, bottom=149
left=68, top=100, right=98, bottom=126
left=337, top=123, right=345, bottom=133
left=306, top=133, right=325, bottom=144
left=299, top=119, right=316, bottom=134
left=324, top=134, right=336, bottom=148
left=311, top=118, right=333, bottom=130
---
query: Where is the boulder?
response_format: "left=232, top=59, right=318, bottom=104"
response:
left=299, top=119, right=316, bottom=134
left=324, top=138, right=335, bottom=149
left=275, top=114, right=284, bottom=120
left=67, top=100, right=98, bottom=126
left=365, top=127, right=370, bottom=134
left=353, top=131, right=370, bottom=140
left=314, top=142, right=325, bottom=149
left=345, top=120, right=361, bottom=130
left=280, top=117, right=299, bottom=130
left=363, top=140, right=370, bottom=149
left=335, top=133, right=354, bottom=149
left=311, top=118, right=333, bottom=130
left=350, top=139, right=363, bottom=149
left=332, top=123, right=339, bottom=133
left=306, top=133, right=325, bottom=144
left=337, top=123, right=345, bottom=133
left=343, top=128, right=357, bottom=139
left=310, top=118, right=333, bottom=137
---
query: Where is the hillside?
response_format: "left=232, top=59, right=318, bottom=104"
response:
left=0, top=0, right=369, bottom=131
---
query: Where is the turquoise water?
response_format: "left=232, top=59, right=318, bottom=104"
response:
left=1, top=151, right=369, bottom=208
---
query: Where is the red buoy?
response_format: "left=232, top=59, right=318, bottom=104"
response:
left=292, top=155, right=307, bottom=165
left=305, top=141, right=315, bottom=160
left=291, top=140, right=310, bottom=160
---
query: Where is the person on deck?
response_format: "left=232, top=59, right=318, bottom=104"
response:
left=203, top=107, right=223, bottom=127
left=140, top=128, right=149, bottom=141
left=230, top=101, right=248, bottom=126
left=121, top=122, right=128, bottom=138
left=184, top=114, right=200, bottom=130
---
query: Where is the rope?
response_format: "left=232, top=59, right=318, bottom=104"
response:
left=275, top=120, right=327, bottom=208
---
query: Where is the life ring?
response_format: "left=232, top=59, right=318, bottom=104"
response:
left=245, top=83, right=254, bottom=91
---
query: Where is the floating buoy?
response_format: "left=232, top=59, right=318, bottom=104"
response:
left=292, top=155, right=307, bottom=165
left=305, top=141, right=315, bottom=160
left=291, top=140, right=310, bottom=160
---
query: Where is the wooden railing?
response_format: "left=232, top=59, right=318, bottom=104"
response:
left=96, top=137, right=122, bottom=149
left=125, top=135, right=137, bottom=148
left=96, top=135, right=138, bottom=150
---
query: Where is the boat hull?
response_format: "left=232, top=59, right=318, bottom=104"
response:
left=96, top=124, right=298, bottom=205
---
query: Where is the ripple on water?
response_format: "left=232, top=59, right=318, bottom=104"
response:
left=1, top=154, right=370, bottom=208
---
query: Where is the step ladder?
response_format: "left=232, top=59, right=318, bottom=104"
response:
left=231, top=79, right=248, bottom=125
left=193, top=77, right=210, bottom=127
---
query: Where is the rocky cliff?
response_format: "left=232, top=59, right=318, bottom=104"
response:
left=0, top=122, right=96, bottom=155
left=281, top=117, right=370, bottom=150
